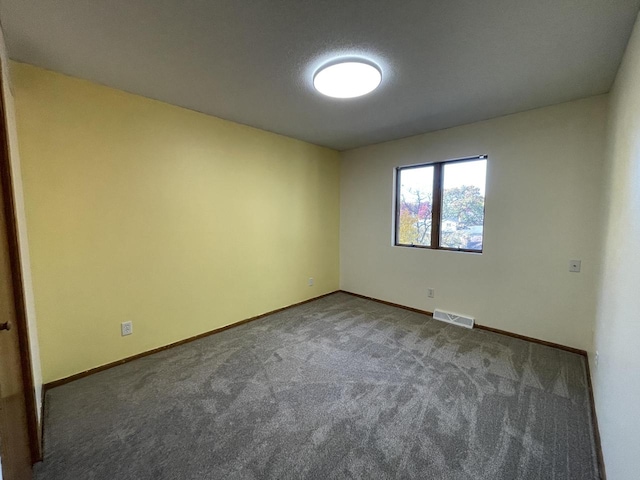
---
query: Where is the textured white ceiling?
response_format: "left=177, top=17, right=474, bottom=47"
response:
left=1, top=0, right=639, bottom=150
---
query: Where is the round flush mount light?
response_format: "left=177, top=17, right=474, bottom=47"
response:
left=313, top=60, right=382, bottom=98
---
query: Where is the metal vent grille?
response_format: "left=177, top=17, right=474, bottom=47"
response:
left=433, top=309, right=474, bottom=329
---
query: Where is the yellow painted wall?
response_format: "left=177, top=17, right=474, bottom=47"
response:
left=11, top=62, right=341, bottom=383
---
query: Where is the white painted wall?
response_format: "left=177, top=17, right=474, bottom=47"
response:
left=0, top=27, right=43, bottom=426
left=593, top=12, right=640, bottom=480
left=340, top=96, right=607, bottom=351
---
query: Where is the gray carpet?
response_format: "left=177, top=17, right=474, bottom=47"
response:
left=36, top=292, right=600, bottom=480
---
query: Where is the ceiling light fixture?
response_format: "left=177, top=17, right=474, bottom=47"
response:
left=313, top=60, right=382, bottom=99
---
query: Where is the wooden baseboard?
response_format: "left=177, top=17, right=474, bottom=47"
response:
left=43, top=291, right=339, bottom=391
left=340, top=290, right=586, bottom=354
left=473, top=324, right=587, bottom=356
left=584, top=355, right=607, bottom=480
left=339, top=290, right=435, bottom=317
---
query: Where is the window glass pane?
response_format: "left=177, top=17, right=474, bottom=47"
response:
left=397, top=166, right=433, bottom=246
left=440, top=160, right=487, bottom=251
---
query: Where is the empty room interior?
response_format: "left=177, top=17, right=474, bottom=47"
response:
left=0, top=1, right=639, bottom=479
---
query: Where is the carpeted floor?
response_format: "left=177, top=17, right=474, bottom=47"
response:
left=36, top=292, right=600, bottom=480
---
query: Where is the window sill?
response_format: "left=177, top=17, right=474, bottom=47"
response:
left=394, top=244, right=482, bottom=254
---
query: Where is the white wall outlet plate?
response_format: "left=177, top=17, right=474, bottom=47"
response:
left=121, top=321, right=133, bottom=336
left=308, top=277, right=314, bottom=286
left=427, top=288, right=435, bottom=298
left=569, top=260, right=581, bottom=273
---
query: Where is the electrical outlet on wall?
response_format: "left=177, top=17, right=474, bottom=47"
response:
left=427, top=288, right=435, bottom=298
left=594, top=351, right=599, bottom=367
left=121, top=321, right=133, bottom=336
left=569, top=260, right=581, bottom=273
left=308, top=277, right=314, bottom=287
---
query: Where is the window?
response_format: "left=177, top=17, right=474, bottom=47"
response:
left=395, top=156, right=487, bottom=252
